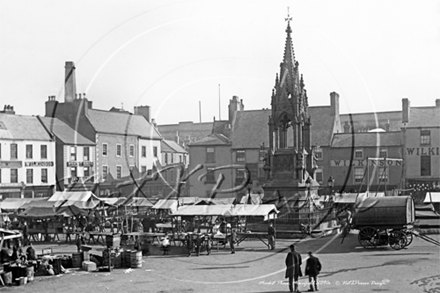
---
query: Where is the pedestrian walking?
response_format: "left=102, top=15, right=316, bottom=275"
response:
left=268, top=222, right=276, bottom=250
left=285, top=244, right=302, bottom=293
left=305, top=251, right=321, bottom=292
left=22, top=221, right=29, bottom=246
left=230, top=229, right=237, bottom=254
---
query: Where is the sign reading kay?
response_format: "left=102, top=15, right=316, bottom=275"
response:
left=66, top=161, right=94, bottom=167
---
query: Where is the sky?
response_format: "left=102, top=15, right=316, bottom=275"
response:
left=1, top=0, right=439, bottom=125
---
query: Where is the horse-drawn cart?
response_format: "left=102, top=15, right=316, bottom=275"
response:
left=352, top=196, right=415, bottom=250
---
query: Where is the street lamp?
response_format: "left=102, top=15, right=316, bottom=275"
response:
left=327, top=176, right=335, bottom=205
left=305, top=177, right=312, bottom=233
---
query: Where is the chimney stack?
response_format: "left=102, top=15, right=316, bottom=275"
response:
left=436, top=99, right=440, bottom=108
left=1, top=105, right=16, bottom=114
left=134, top=105, right=150, bottom=122
left=330, top=92, right=340, bottom=117
left=402, top=98, right=410, bottom=123
left=64, top=61, right=77, bottom=103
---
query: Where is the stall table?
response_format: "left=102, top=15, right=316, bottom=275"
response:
left=89, top=232, right=112, bottom=245
left=236, top=232, right=270, bottom=248
left=212, top=233, right=231, bottom=251
left=124, top=232, right=165, bottom=245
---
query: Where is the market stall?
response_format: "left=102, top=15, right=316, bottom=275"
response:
left=226, top=204, right=279, bottom=249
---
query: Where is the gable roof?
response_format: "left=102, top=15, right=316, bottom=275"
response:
left=230, top=109, right=271, bottom=149
left=332, top=132, right=401, bottom=148
left=308, top=106, right=337, bottom=147
left=340, top=111, right=402, bottom=132
left=39, top=116, right=95, bottom=145
left=163, top=140, right=187, bottom=153
left=0, top=114, right=52, bottom=141
left=161, top=140, right=174, bottom=152
left=189, top=132, right=231, bottom=146
left=407, top=107, right=440, bottom=128
left=86, top=109, right=162, bottom=139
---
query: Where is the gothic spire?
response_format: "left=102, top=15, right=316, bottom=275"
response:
left=282, top=8, right=296, bottom=75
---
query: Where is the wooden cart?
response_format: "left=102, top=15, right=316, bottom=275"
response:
left=352, top=196, right=415, bottom=250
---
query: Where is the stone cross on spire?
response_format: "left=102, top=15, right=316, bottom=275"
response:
left=285, top=7, right=292, bottom=22
left=285, top=7, right=292, bottom=34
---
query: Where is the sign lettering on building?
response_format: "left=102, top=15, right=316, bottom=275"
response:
left=0, top=161, right=22, bottom=168
left=406, top=147, right=440, bottom=156
left=67, top=161, right=94, bottom=167
left=331, top=159, right=403, bottom=167
left=24, top=161, right=54, bottom=167
left=0, top=183, right=24, bottom=188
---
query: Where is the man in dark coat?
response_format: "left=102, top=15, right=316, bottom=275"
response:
left=305, top=251, right=322, bottom=292
left=268, top=223, right=276, bottom=250
left=285, top=244, right=302, bottom=292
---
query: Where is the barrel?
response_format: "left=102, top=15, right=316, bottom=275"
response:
left=106, top=234, right=121, bottom=248
left=72, top=252, right=83, bottom=268
left=122, top=250, right=131, bottom=268
left=114, top=253, right=122, bottom=268
left=3, top=272, right=12, bottom=286
left=26, top=266, right=34, bottom=282
left=52, top=258, right=62, bottom=275
left=102, top=249, right=115, bottom=267
left=83, top=251, right=90, bottom=262
left=130, top=251, right=142, bottom=268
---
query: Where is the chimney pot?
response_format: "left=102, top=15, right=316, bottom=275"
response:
left=436, top=99, right=440, bottom=107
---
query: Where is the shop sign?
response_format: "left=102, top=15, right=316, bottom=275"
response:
left=24, top=161, right=54, bottom=167
left=0, top=189, right=21, bottom=193
left=67, top=161, right=94, bottom=167
left=0, top=183, right=24, bottom=188
left=0, top=161, right=22, bottom=168
left=406, top=147, right=440, bottom=156
left=331, top=159, right=403, bottom=167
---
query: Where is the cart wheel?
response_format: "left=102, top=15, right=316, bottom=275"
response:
left=404, top=231, right=413, bottom=247
left=389, top=230, right=407, bottom=250
left=358, top=227, right=378, bottom=249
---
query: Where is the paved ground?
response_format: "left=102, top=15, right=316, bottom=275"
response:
left=2, top=232, right=440, bottom=293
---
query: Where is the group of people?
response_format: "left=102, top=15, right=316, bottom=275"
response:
left=0, top=241, right=36, bottom=264
left=285, top=244, right=322, bottom=292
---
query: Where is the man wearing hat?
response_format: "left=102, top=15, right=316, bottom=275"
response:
left=305, top=251, right=322, bottom=292
left=285, top=244, right=302, bottom=292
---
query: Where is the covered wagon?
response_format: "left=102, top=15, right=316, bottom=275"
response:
left=352, top=196, right=415, bottom=250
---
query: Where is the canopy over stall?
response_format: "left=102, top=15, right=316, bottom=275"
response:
left=20, top=199, right=89, bottom=217
left=1, top=198, right=48, bottom=212
left=178, top=197, right=199, bottom=206
left=172, top=204, right=278, bottom=220
left=195, top=198, right=236, bottom=205
left=100, top=197, right=127, bottom=207
left=152, top=199, right=178, bottom=213
left=424, top=192, right=440, bottom=203
left=227, top=204, right=279, bottom=221
left=20, top=200, right=59, bottom=218
left=125, top=197, right=153, bottom=208
left=48, top=191, right=102, bottom=209
left=171, top=205, right=233, bottom=216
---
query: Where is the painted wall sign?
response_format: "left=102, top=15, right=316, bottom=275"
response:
left=66, top=161, right=94, bottom=167
left=0, top=161, right=22, bottom=168
left=406, top=147, right=440, bottom=156
left=24, top=161, right=54, bottom=167
left=331, top=159, right=403, bottom=167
